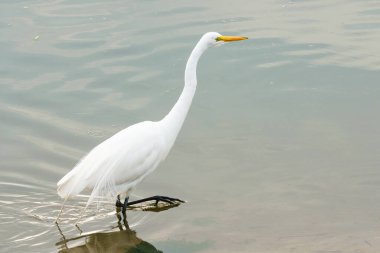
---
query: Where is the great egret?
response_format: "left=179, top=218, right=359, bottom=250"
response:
left=56, top=32, right=247, bottom=221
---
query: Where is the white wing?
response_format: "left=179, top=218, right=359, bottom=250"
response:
left=57, top=121, right=166, bottom=206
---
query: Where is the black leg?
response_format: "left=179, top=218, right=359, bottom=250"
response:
left=128, top=195, right=185, bottom=206
left=122, top=197, right=129, bottom=214
left=116, top=194, right=123, bottom=207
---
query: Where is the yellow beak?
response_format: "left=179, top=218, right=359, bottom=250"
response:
left=216, top=35, right=248, bottom=42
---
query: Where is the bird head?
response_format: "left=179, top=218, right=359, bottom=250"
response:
left=201, top=32, right=248, bottom=47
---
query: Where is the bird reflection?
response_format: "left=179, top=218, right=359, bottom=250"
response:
left=56, top=212, right=163, bottom=253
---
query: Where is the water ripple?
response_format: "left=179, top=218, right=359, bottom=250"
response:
left=0, top=182, right=155, bottom=252
left=1, top=1, right=380, bottom=252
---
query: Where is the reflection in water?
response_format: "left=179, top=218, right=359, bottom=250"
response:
left=56, top=213, right=162, bottom=253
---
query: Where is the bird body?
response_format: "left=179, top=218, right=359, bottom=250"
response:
left=58, top=121, right=166, bottom=202
left=57, top=32, right=247, bottom=211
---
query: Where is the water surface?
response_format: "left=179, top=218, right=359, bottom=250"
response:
left=1, top=0, right=380, bottom=252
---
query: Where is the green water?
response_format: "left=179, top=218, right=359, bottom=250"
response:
left=1, top=0, right=380, bottom=252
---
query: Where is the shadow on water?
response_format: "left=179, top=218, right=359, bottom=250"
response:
left=56, top=217, right=162, bottom=253
left=55, top=203, right=182, bottom=253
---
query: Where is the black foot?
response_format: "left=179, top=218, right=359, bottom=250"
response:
left=128, top=195, right=185, bottom=206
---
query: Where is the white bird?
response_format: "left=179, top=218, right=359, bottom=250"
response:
left=56, top=32, right=247, bottom=221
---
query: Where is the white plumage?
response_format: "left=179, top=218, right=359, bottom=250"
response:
left=56, top=32, right=247, bottom=216
left=57, top=121, right=166, bottom=204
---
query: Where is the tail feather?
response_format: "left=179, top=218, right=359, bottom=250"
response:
left=57, top=164, right=87, bottom=199
left=57, top=155, right=120, bottom=204
left=57, top=172, right=81, bottom=198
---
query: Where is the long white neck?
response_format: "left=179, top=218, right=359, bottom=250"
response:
left=160, top=38, right=208, bottom=151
